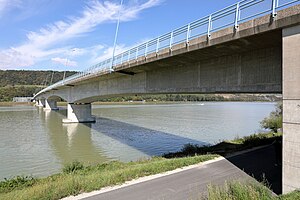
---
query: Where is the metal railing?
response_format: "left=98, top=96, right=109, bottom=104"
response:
left=35, top=0, right=300, bottom=97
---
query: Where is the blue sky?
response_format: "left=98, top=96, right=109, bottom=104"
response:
left=0, top=0, right=247, bottom=71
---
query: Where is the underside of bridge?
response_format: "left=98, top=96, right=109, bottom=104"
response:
left=34, top=5, right=300, bottom=194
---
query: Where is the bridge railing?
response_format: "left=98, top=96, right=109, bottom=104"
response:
left=35, top=0, right=300, bottom=97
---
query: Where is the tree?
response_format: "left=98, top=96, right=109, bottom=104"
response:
left=260, top=102, right=282, bottom=133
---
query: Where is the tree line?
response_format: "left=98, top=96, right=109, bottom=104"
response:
left=0, top=70, right=77, bottom=87
left=0, top=70, right=77, bottom=102
left=98, top=94, right=280, bottom=102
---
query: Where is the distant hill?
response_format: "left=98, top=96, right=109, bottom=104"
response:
left=0, top=70, right=77, bottom=102
left=0, top=70, right=77, bottom=87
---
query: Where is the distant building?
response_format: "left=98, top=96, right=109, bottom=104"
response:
left=13, top=97, right=33, bottom=102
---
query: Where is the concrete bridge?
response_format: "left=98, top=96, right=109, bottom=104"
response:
left=34, top=0, right=300, bottom=194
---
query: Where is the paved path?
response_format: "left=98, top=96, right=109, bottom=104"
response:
left=82, top=145, right=280, bottom=200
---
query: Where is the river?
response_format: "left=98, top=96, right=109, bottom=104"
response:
left=0, top=102, right=275, bottom=180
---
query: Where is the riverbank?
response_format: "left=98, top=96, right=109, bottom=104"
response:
left=0, top=101, right=34, bottom=106
left=0, top=132, right=283, bottom=200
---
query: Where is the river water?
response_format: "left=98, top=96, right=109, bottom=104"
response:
left=0, top=102, right=275, bottom=180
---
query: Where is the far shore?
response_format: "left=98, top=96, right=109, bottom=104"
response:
left=0, top=100, right=277, bottom=107
left=0, top=102, right=34, bottom=106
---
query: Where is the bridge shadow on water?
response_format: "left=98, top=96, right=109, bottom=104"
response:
left=89, top=116, right=208, bottom=157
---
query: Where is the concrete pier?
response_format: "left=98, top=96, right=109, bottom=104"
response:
left=63, top=103, right=95, bottom=123
left=37, top=99, right=45, bottom=107
left=44, top=100, right=58, bottom=111
left=282, top=24, right=300, bottom=193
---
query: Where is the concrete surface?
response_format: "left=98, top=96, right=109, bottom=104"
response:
left=37, top=99, right=45, bottom=107
left=282, top=24, right=300, bottom=193
left=62, top=103, right=95, bottom=123
left=44, top=99, right=58, bottom=111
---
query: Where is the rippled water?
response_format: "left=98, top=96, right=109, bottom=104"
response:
left=0, top=102, right=275, bottom=180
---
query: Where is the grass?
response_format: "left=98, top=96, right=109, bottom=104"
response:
left=0, top=155, right=218, bottom=200
left=0, top=176, right=36, bottom=193
left=207, top=181, right=300, bottom=200
left=63, top=160, right=84, bottom=174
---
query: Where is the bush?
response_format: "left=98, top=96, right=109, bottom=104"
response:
left=0, top=176, right=36, bottom=193
left=261, top=102, right=282, bottom=133
left=63, top=161, right=84, bottom=174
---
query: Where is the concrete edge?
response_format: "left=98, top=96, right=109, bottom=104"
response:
left=61, top=145, right=272, bottom=200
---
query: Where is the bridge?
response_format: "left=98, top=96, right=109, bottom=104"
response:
left=33, top=0, right=300, bottom=194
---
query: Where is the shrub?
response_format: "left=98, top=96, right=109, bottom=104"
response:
left=261, top=102, right=282, bottom=133
left=0, top=176, right=36, bottom=193
left=63, top=161, right=84, bottom=174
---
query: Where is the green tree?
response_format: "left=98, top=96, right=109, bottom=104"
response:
left=260, top=102, right=282, bottom=133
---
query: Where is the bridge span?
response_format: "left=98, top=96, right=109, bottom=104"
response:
left=34, top=0, right=300, bottom=194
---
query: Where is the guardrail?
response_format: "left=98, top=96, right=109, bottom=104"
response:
left=34, top=0, right=300, bottom=97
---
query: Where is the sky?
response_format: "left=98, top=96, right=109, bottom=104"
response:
left=0, top=0, right=256, bottom=71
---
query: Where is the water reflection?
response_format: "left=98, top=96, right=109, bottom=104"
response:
left=40, top=109, right=108, bottom=164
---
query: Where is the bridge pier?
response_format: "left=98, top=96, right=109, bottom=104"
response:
left=36, top=99, right=45, bottom=107
left=282, top=24, right=300, bottom=193
left=62, top=103, right=95, bottom=123
left=44, top=100, right=58, bottom=111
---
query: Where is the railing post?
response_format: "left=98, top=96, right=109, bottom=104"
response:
left=207, top=15, right=212, bottom=38
left=186, top=24, right=191, bottom=44
left=170, top=32, right=174, bottom=50
left=135, top=47, right=138, bottom=60
left=234, top=2, right=240, bottom=30
left=156, top=38, right=160, bottom=54
left=127, top=51, right=130, bottom=62
left=145, top=42, right=148, bottom=58
left=272, top=0, right=279, bottom=18
left=120, top=53, right=123, bottom=65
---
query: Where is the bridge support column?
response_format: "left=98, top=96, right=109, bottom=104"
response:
left=37, top=99, right=45, bottom=107
left=282, top=24, right=300, bottom=194
left=63, top=103, right=95, bottom=123
left=44, top=100, right=58, bottom=111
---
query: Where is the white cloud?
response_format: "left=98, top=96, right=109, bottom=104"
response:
left=0, top=48, right=34, bottom=69
left=0, top=0, right=162, bottom=70
left=88, top=36, right=153, bottom=66
left=89, top=44, right=127, bottom=64
left=51, top=57, right=77, bottom=67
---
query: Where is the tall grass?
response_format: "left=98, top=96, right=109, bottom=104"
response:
left=0, top=176, right=36, bottom=193
left=207, top=181, right=300, bottom=200
left=208, top=181, right=275, bottom=200
left=63, top=161, right=84, bottom=174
